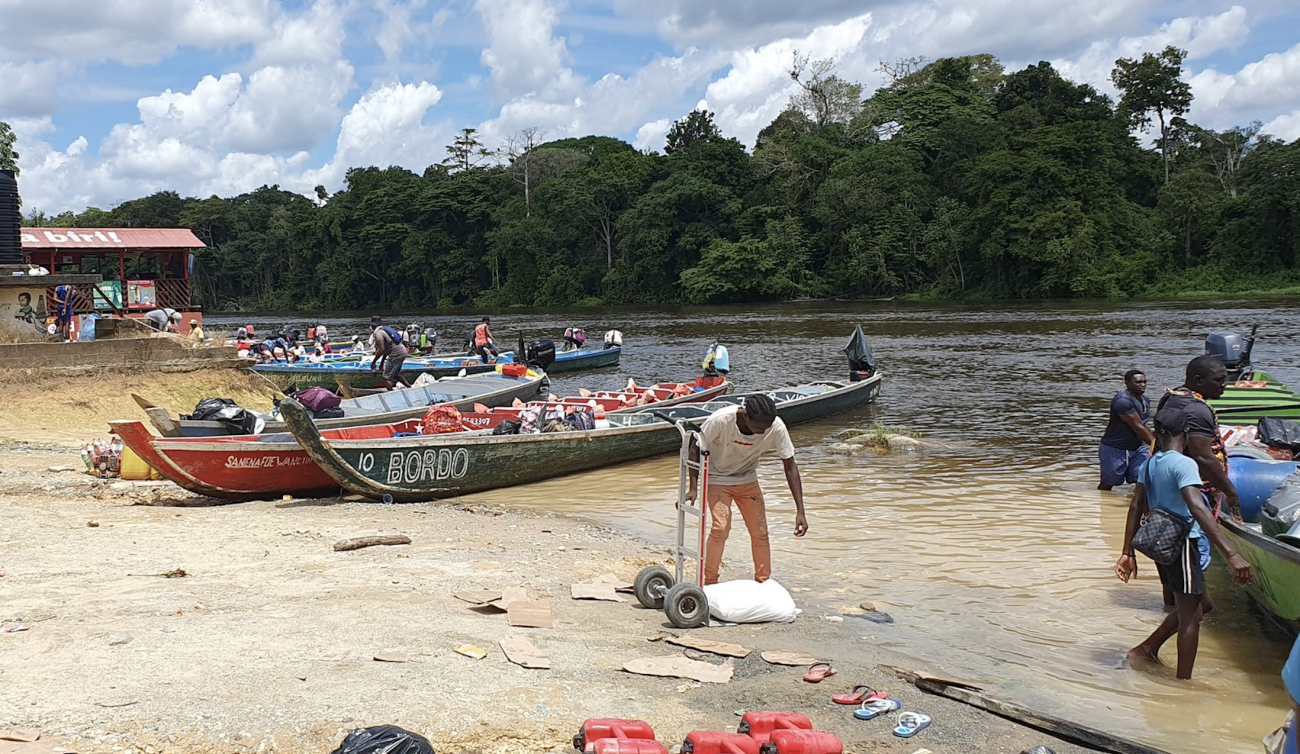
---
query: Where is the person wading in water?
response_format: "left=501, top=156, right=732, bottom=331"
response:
left=1098, top=370, right=1154, bottom=490
left=1115, top=406, right=1252, bottom=680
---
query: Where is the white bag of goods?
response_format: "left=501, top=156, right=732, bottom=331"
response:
left=703, top=578, right=799, bottom=624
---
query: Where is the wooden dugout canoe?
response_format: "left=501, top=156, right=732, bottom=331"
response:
left=279, top=373, right=883, bottom=503
left=112, top=381, right=732, bottom=501
left=142, top=370, right=548, bottom=437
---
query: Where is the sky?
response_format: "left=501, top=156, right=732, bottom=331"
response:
left=2, top=0, right=1299, bottom=215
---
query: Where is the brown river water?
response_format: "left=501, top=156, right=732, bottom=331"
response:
left=211, top=300, right=1300, bottom=754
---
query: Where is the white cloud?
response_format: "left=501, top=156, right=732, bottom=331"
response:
left=0, top=0, right=274, bottom=65
left=701, top=15, right=870, bottom=146
left=1261, top=111, right=1300, bottom=141
left=1052, top=6, right=1251, bottom=98
left=305, top=81, right=448, bottom=189
left=252, top=0, right=349, bottom=67
left=476, top=0, right=580, bottom=100
left=611, top=0, right=885, bottom=47
left=0, top=60, right=70, bottom=119
left=633, top=118, right=671, bottom=151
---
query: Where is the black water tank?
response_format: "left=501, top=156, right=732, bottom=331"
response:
left=0, top=169, right=20, bottom=264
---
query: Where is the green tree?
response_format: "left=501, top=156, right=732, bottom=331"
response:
left=0, top=121, right=18, bottom=176
left=1112, top=46, right=1193, bottom=185
left=444, top=128, right=492, bottom=172
left=665, top=110, right=721, bottom=155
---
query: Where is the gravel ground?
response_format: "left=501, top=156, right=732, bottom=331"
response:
left=1, top=446, right=1095, bottom=754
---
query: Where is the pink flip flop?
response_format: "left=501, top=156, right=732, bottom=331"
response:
left=802, top=663, right=838, bottom=683
left=832, top=685, right=885, bottom=705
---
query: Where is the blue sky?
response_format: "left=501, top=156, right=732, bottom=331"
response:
left=2, top=0, right=1298, bottom=215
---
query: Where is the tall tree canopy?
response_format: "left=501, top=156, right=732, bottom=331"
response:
left=20, top=51, right=1300, bottom=310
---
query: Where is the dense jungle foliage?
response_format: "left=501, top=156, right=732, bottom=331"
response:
left=11, top=50, right=1300, bottom=310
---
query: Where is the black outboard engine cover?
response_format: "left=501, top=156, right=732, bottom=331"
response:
left=525, top=338, right=556, bottom=370
left=1205, top=332, right=1247, bottom=369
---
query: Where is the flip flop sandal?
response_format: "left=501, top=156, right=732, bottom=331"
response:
left=802, top=662, right=838, bottom=683
left=893, top=711, right=932, bottom=738
left=853, top=698, right=901, bottom=720
left=833, top=685, right=885, bottom=705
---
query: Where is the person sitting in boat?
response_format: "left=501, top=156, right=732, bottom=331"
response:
left=471, top=317, right=499, bottom=363
left=315, top=323, right=328, bottom=344
left=562, top=327, right=587, bottom=352
left=702, top=342, right=730, bottom=376
left=351, top=335, right=366, bottom=353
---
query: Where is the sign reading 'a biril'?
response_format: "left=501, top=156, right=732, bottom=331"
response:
left=21, top=230, right=125, bottom=245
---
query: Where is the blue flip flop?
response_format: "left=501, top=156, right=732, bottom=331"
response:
left=853, top=698, right=901, bottom=720
left=893, top=711, right=932, bottom=738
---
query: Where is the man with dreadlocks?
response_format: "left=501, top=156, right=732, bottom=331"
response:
left=686, top=394, right=808, bottom=585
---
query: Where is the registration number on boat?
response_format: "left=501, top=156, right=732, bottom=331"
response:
left=358, top=449, right=471, bottom=484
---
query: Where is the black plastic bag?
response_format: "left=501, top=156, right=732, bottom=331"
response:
left=330, top=726, right=434, bottom=754
left=182, top=398, right=260, bottom=435
left=312, top=406, right=345, bottom=419
left=185, top=397, right=239, bottom=422
left=1258, top=417, right=1300, bottom=453
left=492, top=419, right=521, bottom=435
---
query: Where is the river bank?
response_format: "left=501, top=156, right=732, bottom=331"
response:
left=0, top=444, right=1095, bottom=754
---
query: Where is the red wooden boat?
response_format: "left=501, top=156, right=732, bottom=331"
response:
left=111, top=381, right=729, bottom=501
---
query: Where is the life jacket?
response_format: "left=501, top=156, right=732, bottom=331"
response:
left=474, top=323, right=490, bottom=347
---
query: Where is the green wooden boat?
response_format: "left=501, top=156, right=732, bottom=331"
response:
left=1220, top=517, right=1300, bottom=635
left=280, top=374, right=883, bottom=503
left=1209, top=371, right=1300, bottom=422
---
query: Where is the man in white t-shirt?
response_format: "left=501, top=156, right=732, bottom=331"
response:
left=686, top=394, right=808, bottom=584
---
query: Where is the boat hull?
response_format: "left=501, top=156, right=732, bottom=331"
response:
left=549, top=346, right=621, bottom=373
left=284, top=373, right=883, bottom=503
left=1211, top=371, right=1300, bottom=422
left=123, top=382, right=732, bottom=500
left=1220, top=518, right=1300, bottom=635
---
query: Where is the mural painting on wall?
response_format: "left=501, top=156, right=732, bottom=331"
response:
left=14, top=291, right=48, bottom=333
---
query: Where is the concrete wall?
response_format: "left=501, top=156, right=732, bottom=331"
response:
left=0, top=336, right=245, bottom=370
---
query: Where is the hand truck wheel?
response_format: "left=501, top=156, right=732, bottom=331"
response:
left=633, top=566, right=674, bottom=609
left=664, top=581, right=709, bottom=628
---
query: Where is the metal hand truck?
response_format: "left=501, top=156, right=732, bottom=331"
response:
left=633, top=414, right=711, bottom=628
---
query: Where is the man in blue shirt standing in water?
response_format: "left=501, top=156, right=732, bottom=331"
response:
left=1099, top=370, right=1154, bottom=490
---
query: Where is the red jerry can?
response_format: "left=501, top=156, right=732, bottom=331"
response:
left=574, top=720, right=658, bottom=752
left=737, top=712, right=812, bottom=744
left=590, top=740, right=669, bottom=754
left=759, top=730, right=843, bottom=754
left=680, top=730, right=761, bottom=754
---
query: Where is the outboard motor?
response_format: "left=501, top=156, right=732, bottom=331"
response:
left=603, top=329, right=623, bottom=350
left=1205, top=326, right=1256, bottom=380
left=525, top=338, right=556, bottom=370
left=842, top=324, right=876, bottom=382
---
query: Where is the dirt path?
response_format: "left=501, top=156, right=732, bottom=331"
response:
left=0, top=442, right=1097, bottom=754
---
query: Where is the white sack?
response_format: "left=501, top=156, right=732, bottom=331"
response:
left=703, top=578, right=799, bottom=624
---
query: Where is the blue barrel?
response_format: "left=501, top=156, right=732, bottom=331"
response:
left=1228, top=456, right=1300, bottom=523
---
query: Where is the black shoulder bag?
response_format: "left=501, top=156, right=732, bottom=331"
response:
left=1131, top=455, right=1192, bottom=566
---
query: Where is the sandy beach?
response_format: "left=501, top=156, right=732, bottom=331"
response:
left=0, top=391, right=1098, bottom=754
